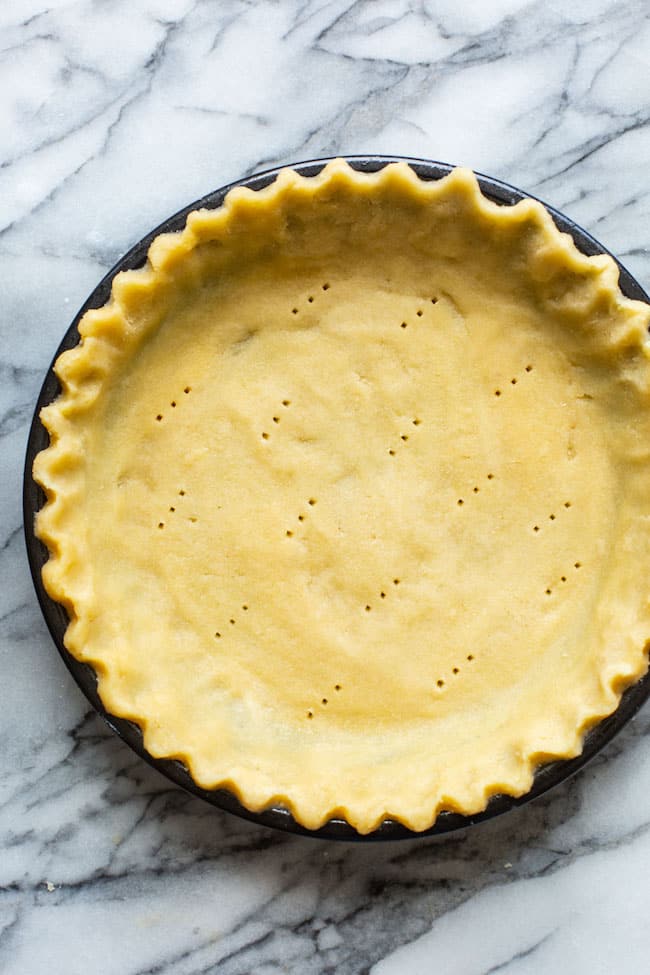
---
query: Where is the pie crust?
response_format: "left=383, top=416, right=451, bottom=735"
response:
left=33, top=160, right=650, bottom=833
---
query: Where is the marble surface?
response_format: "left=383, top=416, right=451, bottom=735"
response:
left=2, top=0, right=650, bottom=972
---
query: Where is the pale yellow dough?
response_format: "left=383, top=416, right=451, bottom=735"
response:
left=34, top=161, right=650, bottom=833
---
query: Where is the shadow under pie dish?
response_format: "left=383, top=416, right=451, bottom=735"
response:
left=26, top=156, right=650, bottom=837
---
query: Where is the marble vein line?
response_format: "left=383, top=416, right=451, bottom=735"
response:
left=482, top=928, right=560, bottom=975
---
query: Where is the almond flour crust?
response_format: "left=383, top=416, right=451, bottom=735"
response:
left=34, top=161, right=650, bottom=833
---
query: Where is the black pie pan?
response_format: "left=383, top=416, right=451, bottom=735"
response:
left=23, top=155, right=650, bottom=841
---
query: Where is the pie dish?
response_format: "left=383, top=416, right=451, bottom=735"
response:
left=29, top=157, right=650, bottom=835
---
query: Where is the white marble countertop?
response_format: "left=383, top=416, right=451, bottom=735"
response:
left=3, top=1, right=650, bottom=972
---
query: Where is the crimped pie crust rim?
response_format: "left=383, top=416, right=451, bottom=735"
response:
left=30, top=158, right=650, bottom=835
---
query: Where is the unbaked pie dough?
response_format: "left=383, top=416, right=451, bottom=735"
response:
left=34, top=160, right=650, bottom=833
